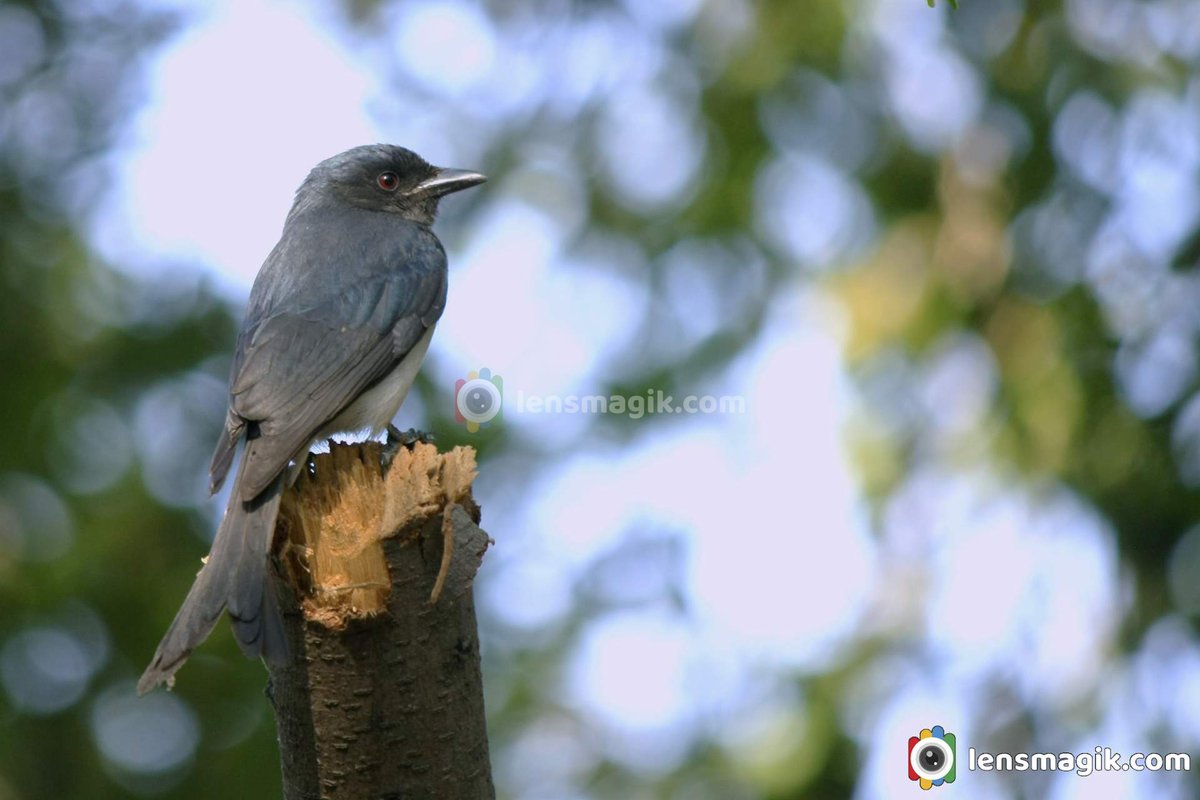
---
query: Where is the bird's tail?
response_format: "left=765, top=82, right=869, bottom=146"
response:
left=138, top=466, right=290, bottom=694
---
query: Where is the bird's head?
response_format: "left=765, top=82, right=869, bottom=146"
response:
left=297, top=144, right=486, bottom=225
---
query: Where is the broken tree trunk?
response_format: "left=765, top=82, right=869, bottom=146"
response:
left=265, top=441, right=494, bottom=799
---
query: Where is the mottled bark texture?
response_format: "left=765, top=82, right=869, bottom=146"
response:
left=266, top=441, right=494, bottom=800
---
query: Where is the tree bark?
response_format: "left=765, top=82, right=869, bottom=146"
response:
left=265, top=441, right=494, bottom=800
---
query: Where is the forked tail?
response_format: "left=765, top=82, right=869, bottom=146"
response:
left=138, top=467, right=289, bottom=694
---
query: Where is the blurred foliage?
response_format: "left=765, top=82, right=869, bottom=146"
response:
left=2, top=0, right=1200, bottom=798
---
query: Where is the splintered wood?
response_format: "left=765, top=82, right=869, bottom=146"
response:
left=276, top=442, right=478, bottom=628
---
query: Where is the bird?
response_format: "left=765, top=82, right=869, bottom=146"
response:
left=138, top=144, right=485, bottom=693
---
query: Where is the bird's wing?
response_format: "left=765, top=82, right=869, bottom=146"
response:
left=211, top=244, right=446, bottom=501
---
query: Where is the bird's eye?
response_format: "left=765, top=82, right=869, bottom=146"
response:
left=377, top=171, right=399, bottom=191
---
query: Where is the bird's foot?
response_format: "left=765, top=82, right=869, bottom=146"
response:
left=388, top=425, right=435, bottom=448
left=382, top=425, right=436, bottom=469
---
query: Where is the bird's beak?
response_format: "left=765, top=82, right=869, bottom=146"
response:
left=412, top=167, right=487, bottom=198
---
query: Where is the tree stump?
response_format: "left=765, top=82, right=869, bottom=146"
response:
left=266, top=441, right=494, bottom=799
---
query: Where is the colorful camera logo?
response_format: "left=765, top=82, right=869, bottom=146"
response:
left=454, top=368, right=502, bottom=432
left=908, top=725, right=956, bottom=790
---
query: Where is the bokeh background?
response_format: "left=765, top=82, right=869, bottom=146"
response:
left=2, top=0, right=1200, bottom=797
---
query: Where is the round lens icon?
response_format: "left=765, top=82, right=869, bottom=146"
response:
left=910, top=737, right=954, bottom=782
left=456, top=377, right=502, bottom=424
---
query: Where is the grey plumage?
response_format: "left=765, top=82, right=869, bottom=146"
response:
left=139, top=145, right=484, bottom=693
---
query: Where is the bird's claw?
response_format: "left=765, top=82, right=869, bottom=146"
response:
left=387, top=424, right=435, bottom=448
left=382, top=425, right=436, bottom=469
